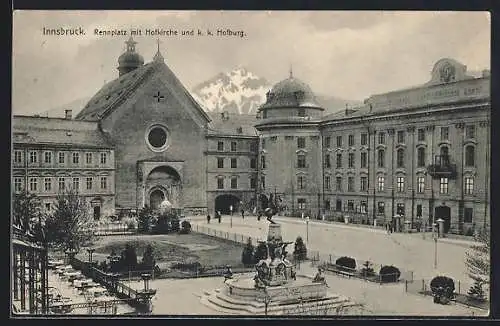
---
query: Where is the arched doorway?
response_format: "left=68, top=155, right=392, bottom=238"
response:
left=259, top=194, right=269, bottom=211
left=215, top=195, right=241, bottom=214
left=150, top=189, right=165, bottom=210
left=435, top=205, right=451, bottom=233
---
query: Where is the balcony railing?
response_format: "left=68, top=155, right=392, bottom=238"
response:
left=427, top=155, right=457, bottom=179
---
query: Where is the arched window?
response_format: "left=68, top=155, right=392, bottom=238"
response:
left=417, top=147, right=426, bottom=167
left=396, top=148, right=405, bottom=168
left=377, top=149, right=385, bottom=168
left=465, top=145, right=475, bottom=167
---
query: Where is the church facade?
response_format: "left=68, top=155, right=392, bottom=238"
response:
left=11, top=38, right=490, bottom=234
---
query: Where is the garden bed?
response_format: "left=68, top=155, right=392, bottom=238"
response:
left=322, top=263, right=400, bottom=284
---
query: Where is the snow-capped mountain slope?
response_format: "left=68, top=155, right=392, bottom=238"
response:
left=192, top=67, right=271, bottom=115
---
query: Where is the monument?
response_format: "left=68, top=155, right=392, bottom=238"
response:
left=200, top=210, right=358, bottom=315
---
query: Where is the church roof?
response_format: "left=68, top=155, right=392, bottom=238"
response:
left=76, top=63, right=155, bottom=121
left=12, top=116, right=114, bottom=149
left=207, top=112, right=258, bottom=137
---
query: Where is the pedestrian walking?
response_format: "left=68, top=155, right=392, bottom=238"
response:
left=229, top=205, right=233, bottom=216
left=241, top=209, right=245, bottom=219
left=217, top=211, right=222, bottom=223
left=207, top=214, right=211, bottom=224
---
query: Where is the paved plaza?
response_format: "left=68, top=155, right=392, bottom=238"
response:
left=187, top=215, right=477, bottom=282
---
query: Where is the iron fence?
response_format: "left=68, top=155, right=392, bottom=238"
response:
left=91, top=223, right=137, bottom=236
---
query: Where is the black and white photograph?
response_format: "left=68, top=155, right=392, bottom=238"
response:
left=11, top=10, right=491, bottom=317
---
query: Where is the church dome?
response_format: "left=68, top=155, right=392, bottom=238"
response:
left=260, top=73, right=320, bottom=109
left=117, top=37, right=144, bottom=76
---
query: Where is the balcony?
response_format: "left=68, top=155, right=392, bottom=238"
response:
left=427, top=155, right=457, bottom=179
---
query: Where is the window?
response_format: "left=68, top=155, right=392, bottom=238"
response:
left=377, top=149, right=385, bottom=168
left=336, top=200, right=342, bottom=211
left=397, top=149, right=405, bottom=168
left=86, top=153, right=93, bottom=164
left=58, top=177, right=65, bottom=191
left=347, top=177, right=354, bottom=192
left=464, top=177, right=474, bottom=195
left=217, top=177, right=224, bottom=189
left=361, top=133, right=368, bottom=146
left=261, top=156, right=266, bottom=169
left=250, top=158, right=256, bottom=169
left=72, top=177, right=80, bottom=191
left=440, top=147, right=449, bottom=164
left=250, top=142, right=257, bottom=152
left=348, top=153, right=355, bottom=168
left=336, top=136, right=342, bottom=148
left=44, top=152, right=52, bottom=164
left=464, top=208, right=473, bottom=223
left=325, top=154, right=331, bottom=168
left=30, top=151, right=37, bottom=163
left=260, top=176, right=266, bottom=189
left=440, top=127, right=449, bottom=141
left=377, top=202, right=385, bottom=215
left=377, top=176, right=385, bottom=192
left=439, top=177, right=448, bottom=194
left=261, top=139, right=266, bottom=150
left=465, top=146, right=475, bottom=167
left=336, top=177, right=342, bottom=191
left=297, top=154, right=306, bottom=168
left=297, top=198, right=307, bottom=210
left=325, top=176, right=331, bottom=190
left=324, top=200, right=331, bottom=211
left=378, top=132, right=385, bottom=144
left=324, top=136, right=331, bottom=148
left=44, top=178, right=52, bottom=192
left=347, top=200, right=354, bottom=211
left=360, top=177, right=367, bottom=192
left=397, top=176, right=405, bottom=192
left=217, top=141, right=224, bottom=151
left=72, top=152, right=79, bottom=164
left=14, top=177, right=22, bottom=192
left=397, top=130, right=405, bottom=144
left=59, top=152, right=65, bottom=164
left=466, top=125, right=475, bottom=139
left=250, top=177, right=257, bottom=189
left=348, top=134, right=354, bottom=147
left=29, top=177, right=37, bottom=192
left=147, top=125, right=168, bottom=150
left=100, top=152, right=107, bottom=165
left=100, top=176, right=107, bottom=190
left=231, top=141, right=237, bottom=152
left=231, top=177, right=238, bottom=189
left=298, top=108, right=306, bottom=117
left=417, top=128, right=425, bottom=141
left=86, top=177, right=93, bottom=190
left=336, top=153, right=342, bottom=168
left=14, top=150, right=22, bottom=163
left=217, top=158, right=224, bottom=168
left=397, top=203, right=405, bottom=216
left=361, top=152, right=367, bottom=168
left=230, top=158, right=237, bottom=168
left=417, top=147, right=426, bottom=167
left=297, top=137, right=306, bottom=149
left=417, top=204, right=423, bottom=217
left=297, top=176, right=306, bottom=189
left=417, top=176, right=425, bottom=193
left=360, top=201, right=367, bottom=213
left=45, top=203, right=51, bottom=211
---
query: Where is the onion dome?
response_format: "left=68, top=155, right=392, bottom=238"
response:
left=117, top=37, right=144, bottom=76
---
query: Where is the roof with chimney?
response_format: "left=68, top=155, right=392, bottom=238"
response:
left=12, top=115, right=114, bottom=149
left=207, top=112, right=258, bottom=137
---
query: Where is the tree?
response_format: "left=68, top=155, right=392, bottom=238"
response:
left=241, top=238, right=255, bottom=267
left=120, top=243, right=138, bottom=271
left=13, top=190, right=43, bottom=234
left=137, top=205, right=154, bottom=233
left=465, top=225, right=490, bottom=285
left=44, top=189, right=96, bottom=251
left=293, top=236, right=307, bottom=261
left=141, top=244, right=156, bottom=270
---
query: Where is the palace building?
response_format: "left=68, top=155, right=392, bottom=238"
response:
left=12, top=37, right=490, bottom=234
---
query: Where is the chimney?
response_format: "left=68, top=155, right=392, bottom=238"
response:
left=65, top=109, right=72, bottom=120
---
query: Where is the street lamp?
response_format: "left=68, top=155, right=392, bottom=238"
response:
left=306, top=215, right=310, bottom=243
left=433, top=230, right=438, bottom=269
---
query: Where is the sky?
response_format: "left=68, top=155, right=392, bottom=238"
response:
left=12, top=11, right=490, bottom=116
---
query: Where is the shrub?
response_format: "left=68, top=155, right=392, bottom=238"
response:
left=179, top=220, right=192, bottom=234
left=361, top=260, right=375, bottom=277
left=141, top=244, right=156, bottom=270
left=293, top=236, right=307, bottom=261
left=468, top=279, right=486, bottom=301
left=120, top=243, right=138, bottom=270
left=379, top=265, right=401, bottom=283
left=171, top=261, right=202, bottom=272
left=335, top=256, right=356, bottom=271
left=254, top=242, right=268, bottom=263
left=430, top=276, right=455, bottom=296
left=241, top=238, right=255, bottom=267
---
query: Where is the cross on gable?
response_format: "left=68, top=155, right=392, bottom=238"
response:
left=153, top=91, right=165, bottom=103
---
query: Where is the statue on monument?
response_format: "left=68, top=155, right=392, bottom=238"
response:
left=264, top=207, right=276, bottom=224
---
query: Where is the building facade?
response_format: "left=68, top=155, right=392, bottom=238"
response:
left=11, top=38, right=490, bottom=234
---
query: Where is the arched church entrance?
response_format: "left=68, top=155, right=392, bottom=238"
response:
left=145, top=166, right=181, bottom=211
left=434, top=205, right=451, bottom=233
left=215, top=195, right=241, bottom=215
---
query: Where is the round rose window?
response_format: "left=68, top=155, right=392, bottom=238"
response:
left=146, top=124, right=169, bottom=152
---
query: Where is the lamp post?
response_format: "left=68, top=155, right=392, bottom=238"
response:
left=306, top=215, right=310, bottom=243
left=433, top=231, right=438, bottom=269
